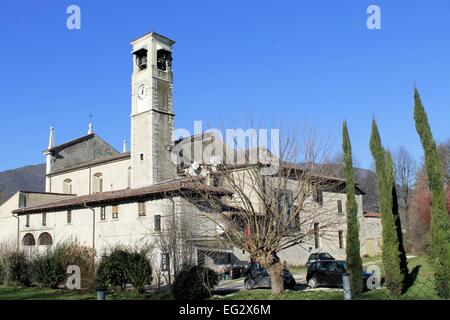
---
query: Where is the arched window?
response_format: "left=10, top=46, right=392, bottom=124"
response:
left=63, top=178, right=73, bottom=194
left=127, top=167, right=131, bottom=189
left=92, top=173, right=103, bottom=193
left=22, top=233, right=36, bottom=246
left=38, top=232, right=53, bottom=246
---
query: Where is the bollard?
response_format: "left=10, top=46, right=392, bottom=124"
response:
left=97, top=290, right=106, bottom=300
left=342, top=273, right=352, bottom=300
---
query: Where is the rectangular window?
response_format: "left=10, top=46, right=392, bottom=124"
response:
left=161, top=253, right=169, bottom=272
left=212, top=175, right=220, bottom=187
left=277, top=190, right=294, bottom=228
left=42, top=213, right=47, bottom=226
left=100, top=207, right=106, bottom=221
left=154, top=215, right=161, bottom=231
left=337, top=200, right=343, bottom=214
left=338, top=231, right=344, bottom=249
left=313, top=188, right=323, bottom=206
left=112, top=205, right=119, bottom=219
left=294, top=213, right=300, bottom=229
left=138, top=202, right=146, bottom=216
left=127, top=167, right=131, bottom=189
left=140, top=153, right=144, bottom=161
left=314, top=222, right=320, bottom=249
left=25, top=214, right=30, bottom=227
left=67, top=210, right=72, bottom=224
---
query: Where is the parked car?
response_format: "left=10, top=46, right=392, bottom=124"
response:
left=306, top=260, right=373, bottom=289
left=243, top=262, right=296, bottom=290
left=305, top=252, right=335, bottom=267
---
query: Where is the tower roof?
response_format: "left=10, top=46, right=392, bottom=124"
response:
left=130, top=31, right=175, bottom=45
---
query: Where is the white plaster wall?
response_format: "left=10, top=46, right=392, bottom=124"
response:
left=0, top=193, right=19, bottom=246
left=48, top=158, right=131, bottom=195
left=16, top=197, right=204, bottom=260
left=1, top=192, right=74, bottom=247
left=131, top=112, right=152, bottom=188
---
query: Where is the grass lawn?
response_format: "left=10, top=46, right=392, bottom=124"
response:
left=356, top=255, right=442, bottom=300
left=0, top=286, right=96, bottom=300
left=362, top=255, right=384, bottom=265
left=288, top=265, right=307, bottom=275
left=0, top=286, right=172, bottom=300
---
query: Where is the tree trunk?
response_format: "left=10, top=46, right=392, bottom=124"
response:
left=266, top=262, right=284, bottom=294
left=258, top=252, right=284, bottom=294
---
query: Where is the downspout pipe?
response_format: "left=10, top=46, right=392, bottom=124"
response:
left=12, top=213, right=19, bottom=252
left=82, top=203, right=96, bottom=254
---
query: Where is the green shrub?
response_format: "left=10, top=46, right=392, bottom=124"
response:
left=0, top=249, right=8, bottom=285
left=125, top=250, right=152, bottom=293
left=96, top=249, right=129, bottom=291
left=58, top=243, right=96, bottom=291
left=32, top=249, right=65, bottom=288
left=0, top=260, right=5, bottom=285
left=96, top=247, right=152, bottom=293
left=7, top=252, right=32, bottom=287
left=173, top=265, right=218, bottom=300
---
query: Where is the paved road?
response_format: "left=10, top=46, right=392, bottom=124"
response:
left=214, top=273, right=307, bottom=295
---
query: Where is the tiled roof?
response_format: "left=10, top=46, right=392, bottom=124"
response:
left=44, top=133, right=96, bottom=153
left=48, top=152, right=130, bottom=176
left=12, top=178, right=230, bottom=215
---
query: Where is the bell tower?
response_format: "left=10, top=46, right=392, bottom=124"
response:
left=130, top=32, right=176, bottom=188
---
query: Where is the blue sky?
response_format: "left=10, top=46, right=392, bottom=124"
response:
left=1, top=0, right=450, bottom=171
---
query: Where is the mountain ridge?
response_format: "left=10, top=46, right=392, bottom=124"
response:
left=0, top=163, right=46, bottom=205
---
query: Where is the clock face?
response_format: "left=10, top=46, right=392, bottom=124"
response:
left=137, top=84, right=148, bottom=101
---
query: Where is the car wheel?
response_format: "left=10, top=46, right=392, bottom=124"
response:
left=244, top=279, right=255, bottom=290
left=308, top=278, right=318, bottom=289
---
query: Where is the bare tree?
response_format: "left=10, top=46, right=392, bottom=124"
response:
left=393, top=145, right=416, bottom=233
left=153, top=194, right=204, bottom=291
left=437, top=139, right=450, bottom=183
left=153, top=197, right=178, bottom=291
left=183, top=126, right=348, bottom=294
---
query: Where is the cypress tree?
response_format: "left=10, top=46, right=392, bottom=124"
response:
left=385, top=151, right=409, bottom=286
left=370, top=119, right=404, bottom=296
left=413, top=88, right=450, bottom=298
left=342, top=121, right=364, bottom=294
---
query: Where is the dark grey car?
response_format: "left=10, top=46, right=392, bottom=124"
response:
left=306, top=260, right=373, bottom=289
left=243, top=262, right=296, bottom=290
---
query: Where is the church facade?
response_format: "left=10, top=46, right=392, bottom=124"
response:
left=0, top=32, right=382, bottom=275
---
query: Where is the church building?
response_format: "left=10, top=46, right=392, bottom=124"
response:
left=0, top=32, right=382, bottom=276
